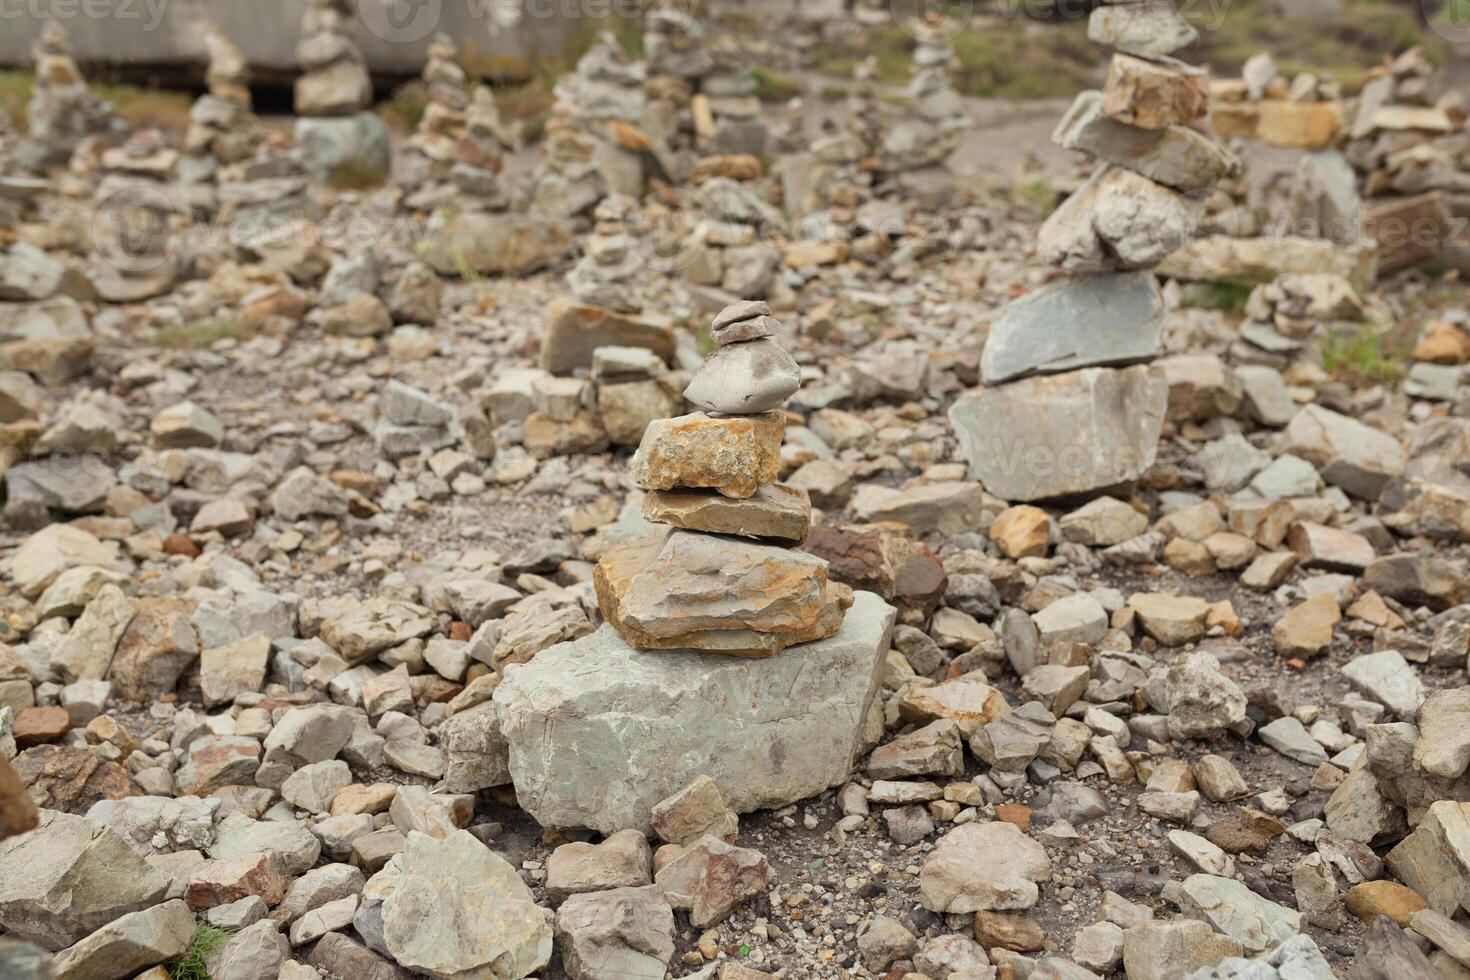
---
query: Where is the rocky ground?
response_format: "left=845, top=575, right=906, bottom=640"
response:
left=6, top=6, right=1470, bottom=980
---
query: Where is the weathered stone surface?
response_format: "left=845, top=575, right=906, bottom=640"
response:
left=382, top=830, right=551, bottom=979
left=868, top=719, right=964, bottom=780
left=494, top=591, right=894, bottom=834
left=950, top=365, right=1168, bottom=501
left=684, top=338, right=800, bottom=415
left=899, top=673, right=1012, bottom=736
left=1038, top=167, right=1199, bottom=273
left=50, top=899, right=194, bottom=980
left=1102, top=53, right=1208, bottom=129
left=982, top=272, right=1164, bottom=385
left=12, top=746, right=141, bottom=813
left=320, top=599, right=434, bottom=664
left=632, top=412, right=783, bottom=499
left=0, top=755, right=38, bottom=840
left=1283, top=404, right=1405, bottom=500
left=541, top=300, right=675, bottom=375
left=1165, top=652, right=1246, bottom=739
left=422, top=211, right=573, bottom=276
left=554, top=885, right=674, bottom=980
left=1121, top=919, right=1243, bottom=980
left=1088, top=1, right=1197, bottom=59
left=594, top=528, right=850, bottom=656
left=546, top=829, right=652, bottom=902
left=1342, top=650, right=1425, bottom=719
left=107, top=598, right=199, bottom=703
left=1178, top=873, right=1304, bottom=953
left=1272, top=593, right=1340, bottom=659
left=848, top=481, right=997, bottom=536
left=918, top=821, right=1052, bottom=913
left=1414, top=688, right=1470, bottom=780
left=1346, top=880, right=1427, bottom=927
left=654, top=835, right=768, bottom=928
left=0, top=810, right=171, bottom=950
left=1386, top=801, right=1470, bottom=918
left=650, top=776, right=739, bottom=846
left=642, top=484, right=811, bottom=544
left=1129, top=593, right=1210, bottom=646
left=1055, top=91, right=1233, bottom=192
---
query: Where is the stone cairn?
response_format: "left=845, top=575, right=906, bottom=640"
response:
left=449, top=86, right=516, bottom=212
left=400, top=34, right=469, bottom=203
left=567, top=194, right=640, bottom=313
left=292, top=0, right=389, bottom=181
left=182, top=25, right=264, bottom=187
left=949, top=0, right=1236, bottom=502
left=875, top=15, right=972, bottom=206
left=21, top=21, right=116, bottom=171
left=789, top=56, right=886, bottom=237
left=529, top=32, right=647, bottom=219
left=595, top=300, right=853, bottom=657
left=90, top=129, right=180, bottom=303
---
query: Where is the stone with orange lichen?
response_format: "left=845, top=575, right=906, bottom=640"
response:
left=594, top=528, right=850, bottom=657
left=631, top=411, right=783, bottom=500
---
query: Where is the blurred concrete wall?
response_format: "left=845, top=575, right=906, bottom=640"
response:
left=0, top=0, right=587, bottom=81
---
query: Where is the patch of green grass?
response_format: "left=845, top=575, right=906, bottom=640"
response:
left=494, top=78, right=555, bottom=144
left=1321, top=325, right=1409, bottom=384
left=154, top=318, right=256, bottom=350
left=1191, top=0, right=1448, bottom=88
left=1187, top=281, right=1254, bottom=313
left=818, top=83, right=847, bottom=102
left=92, top=78, right=193, bottom=131
left=694, top=326, right=715, bottom=356
left=1011, top=177, right=1059, bottom=219
left=0, top=70, right=29, bottom=128
left=168, top=922, right=232, bottom=980
left=327, top=160, right=387, bottom=191
left=382, top=80, right=430, bottom=131
left=750, top=66, right=800, bottom=103
left=949, top=25, right=1095, bottom=99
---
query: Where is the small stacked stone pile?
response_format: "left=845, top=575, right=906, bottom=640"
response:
left=529, top=33, right=647, bottom=218
left=292, top=0, right=388, bottom=181
left=876, top=15, right=972, bottom=206
left=595, top=301, right=853, bottom=657
left=567, top=194, right=640, bottom=313
left=682, top=174, right=784, bottom=306
left=788, top=56, right=886, bottom=231
left=182, top=23, right=263, bottom=185
left=449, top=86, right=517, bottom=212
left=400, top=34, right=469, bottom=202
left=949, top=0, right=1236, bottom=502
left=90, top=128, right=179, bottom=303
left=20, top=21, right=116, bottom=171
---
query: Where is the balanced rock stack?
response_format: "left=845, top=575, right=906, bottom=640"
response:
left=90, top=129, right=179, bottom=303
left=21, top=21, right=116, bottom=171
left=292, top=0, right=389, bottom=181
left=877, top=15, right=972, bottom=206
left=450, top=86, right=517, bottom=211
left=566, top=194, right=640, bottom=313
left=182, top=25, right=264, bottom=186
left=528, top=31, right=648, bottom=215
left=950, top=0, right=1235, bottom=502
left=595, top=301, right=852, bottom=657
left=400, top=34, right=470, bottom=202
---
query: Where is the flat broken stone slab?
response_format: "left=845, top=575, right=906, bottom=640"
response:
left=594, top=528, right=851, bottom=656
left=950, top=365, right=1168, bottom=501
left=981, top=271, right=1164, bottom=385
left=540, top=299, right=675, bottom=375
left=493, top=590, right=895, bottom=834
left=642, top=484, right=812, bottom=543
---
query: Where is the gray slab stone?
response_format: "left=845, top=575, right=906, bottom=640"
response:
left=494, top=591, right=895, bottom=834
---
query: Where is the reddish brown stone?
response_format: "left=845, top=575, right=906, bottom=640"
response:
left=163, top=533, right=201, bottom=558
left=11, top=745, right=142, bottom=813
left=108, top=597, right=200, bottom=703
left=13, top=706, right=69, bottom=747
left=185, top=851, right=288, bottom=910
left=803, top=523, right=947, bottom=616
left=995, top=802, right=1033, bottom=833
left=0, top=755, right=39, bottom=840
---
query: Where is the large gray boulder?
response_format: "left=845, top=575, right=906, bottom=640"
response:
left=950, top=365, right=1169, bottom=501
left=293, top=111, right=389, bottom=182
left=494, top=591, right=896, bottom=833
left=981, top=271, right=1164, bottom=385
left=0, top=810, right=171, bottom=950
left=422, top=211, right=574, bottom=277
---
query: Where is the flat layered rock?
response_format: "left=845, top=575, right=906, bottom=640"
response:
left=950, top=365, right=1168, bottom=501
left=642, top=484, right=811, bottom=544
left=494, top=591, right=895, bottom=833
left=632, top=411, right=783, bottom=499
left=981, top=271, right=1164, bottom=385
left=541, top=299, right=674, bottom=375
left=1054, top=91, right=1235, bottom=192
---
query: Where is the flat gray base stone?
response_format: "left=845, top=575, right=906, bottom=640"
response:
left=494, top=591, right=896, bottom=834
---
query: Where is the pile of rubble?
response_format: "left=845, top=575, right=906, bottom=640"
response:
left=181, top=23, right=264, bottom=190
left=19, top=21, right=117, bottom=172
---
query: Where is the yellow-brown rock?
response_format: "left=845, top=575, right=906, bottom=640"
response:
left=632, top=412, right=783, bottom=499
left=642, top=484, right=812, bottom=544
left=594, top=529, right=851, bottom=657
left=1102, top=54, right=1208, bottom=130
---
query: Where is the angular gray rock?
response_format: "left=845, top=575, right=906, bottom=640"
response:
left=554, top=885, right=674, bottom=980
left=1038, top=166, right=1200, bottom=273
left=0, top=810, right=171, bottom=950
left=981, top=272, right=1164, bottom=385
left=49, top=898, right=194, bottom=980
left=683, top=337, right=800, bottom=415
left=495, top=591, right=895, bottom=833
left=950, top=365, right=1168, bottom=501
left=1054, top=91, right=1235, bottom=192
